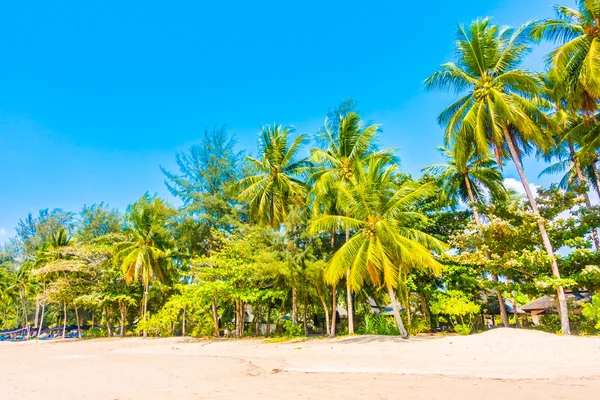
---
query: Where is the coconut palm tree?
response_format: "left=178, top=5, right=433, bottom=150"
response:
left=424, top=18, right=572, bottom=334
left=424, top=146, right=511, bottom=327
left=308, top=156, right=447, bottom=338
left=310, top=112, right=394, bottom=334
left=532, top=1, right=600, bottom=108
left=538, top=74, right=600, bottom=249
left=234, top=124, right=309, bottom=229
left=114, top=194, right=173, bottom=338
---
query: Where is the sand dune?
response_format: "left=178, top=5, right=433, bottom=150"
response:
left=1, top=329, right=599, bottom=399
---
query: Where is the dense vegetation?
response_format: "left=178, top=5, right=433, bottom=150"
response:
left=3, top=2, right=600, bottom=338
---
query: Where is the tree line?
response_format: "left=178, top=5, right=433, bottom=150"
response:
left=2, top=1, right=600, bottom=338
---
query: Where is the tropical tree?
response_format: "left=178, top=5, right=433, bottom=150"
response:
left=234, top=124, right=309, bottom=228
left=309, top=157, right=447, bottom=338
left=424, top=18, right=572, bottom=334
left=424, top=145, right=511, bottom=327
left=114, top=194, right=174, bottom=338
left=310, top=111, right=392, bottom=334
left=532, top=0, right=600, bottom=108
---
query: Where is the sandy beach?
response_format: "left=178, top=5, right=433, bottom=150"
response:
left=1, top=328, right=599, bottom=399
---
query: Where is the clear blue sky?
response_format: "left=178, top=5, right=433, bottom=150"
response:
left=0, top=0, right=576, bottom=243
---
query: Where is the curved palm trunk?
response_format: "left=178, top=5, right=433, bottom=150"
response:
left=211, top=298, right=220, bottom=337
left=142, top=280, right=149, bottom=338
left=387, top=286, right=408, bottom=339
left=345, top=229, right=354, bottom=334
left=464, top=174, right=509, bottom=327
left=503, top=126, right=570, bottom=335
left=569, top=142, right=600, bottom=250
left=317, top=288, right=330, bottom=336
left=330, top=286, right=337, bottom=337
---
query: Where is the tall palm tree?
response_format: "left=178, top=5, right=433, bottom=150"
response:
left=114, top=194, right=173, bottom=338
left=538, top=73, right=600, bottom=249
left=424, top=146, right=511, bottom=327
left=310, top=112, right=393, bottom=334
left=424, top=18, right=572, bottom=334
left=32, top=228, right=72, bottom=336
left=532, top=1, right=600, bottom=108
left=234, top=124, right=309, bottom=228
left=309, top=157, right=447, bottom=338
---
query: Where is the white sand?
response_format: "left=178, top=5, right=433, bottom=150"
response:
left=1, top=328, right=599, bottom=399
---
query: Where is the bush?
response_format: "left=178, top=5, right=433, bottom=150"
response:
left=283, top=320, right=304, bottom=337
left=453, top=324, right=471, bottom=335
left=430, top=290, right=480, bottom=332
left=358, top=314, right=400, bottom=336
left=582, top=295, right=600, bottom=330
left=85, top=327, right=107, bottom=338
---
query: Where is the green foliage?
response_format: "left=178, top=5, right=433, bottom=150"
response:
left=582, top=295, right=600, bottom=329
left=283, top=320, right=304, bottom=337
left=430, top=290, right=480, bottom=328
left=358, top=314, right=400, bottom=336
left=453, top=323, right=471, bottom=335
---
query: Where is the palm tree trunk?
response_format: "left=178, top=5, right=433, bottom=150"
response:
left=510, top=291, right=520, bottom=328
left=464, top=174, right=509, bottom=327
left=317, top=288, right=330, bottom=336
left=303, top=291, right=308, bottom=336
left=254, top=307, right=260, bottom=336
left=503, top=126, right=570, bottom=335
left=37, top=300, right=45, bottom=336
left=62, top=302, right=67, bottom=338
left=143, top=280, right=149, bottom=338
left=20, top=288, right=28, bottom=331
left=105, top=307, right=113, bottom=337
left=74, top=302, right=81, bottom=339
left=120, top=302, right=126, bottom=337
left=292, top=285, right=298, bottom=325
left=182, top=308, right=186, bottom=337
left=387, top=286, right=408, bottom=339
left=266, top=303, right=272, bottom=337
left=211, top=298, right=220, bottom=337
left=330, top=285, right=337, bottom=337
left=569, top=142, right=600, bottom=250
left=34, top=296, right=40, bottom=329
left=345, top=229, right=354, bottom=335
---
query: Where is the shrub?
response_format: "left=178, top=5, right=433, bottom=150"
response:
left=430, top=290, right=480, bottom=332
left=358, top=314, right=400, bottom=336
left=453, top=323, right=471, bottom=335
left=283, top=320, right=304, bottom=337
left=582, top=295, right=600, bottom=330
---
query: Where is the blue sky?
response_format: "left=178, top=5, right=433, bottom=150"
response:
left=0, top=0, right=577, bottom=243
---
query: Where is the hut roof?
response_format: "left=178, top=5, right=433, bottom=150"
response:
left=521, top=292, right=592, bottom=313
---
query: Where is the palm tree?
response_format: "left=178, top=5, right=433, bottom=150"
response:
left=310, top=112, right=393, bottom=334
left=424, top=146, right=511, bottom=327
left=532, top=1, right=600, bottom=108
left=32, top=228, right=72, bottom=336
left=538, top=73, right=600, bottom=249
left=114, top=194, right=173, bottom=338
left=234, top=124, right=309, bottom=228
left=309, top=157, right=447, bottom=338
left=425, top=18, right=572, bottom=334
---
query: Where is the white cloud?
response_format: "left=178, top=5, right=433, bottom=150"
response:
left=503, top=178, right=539, bottom=198
left=0, top=228, right=7, bottom=237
